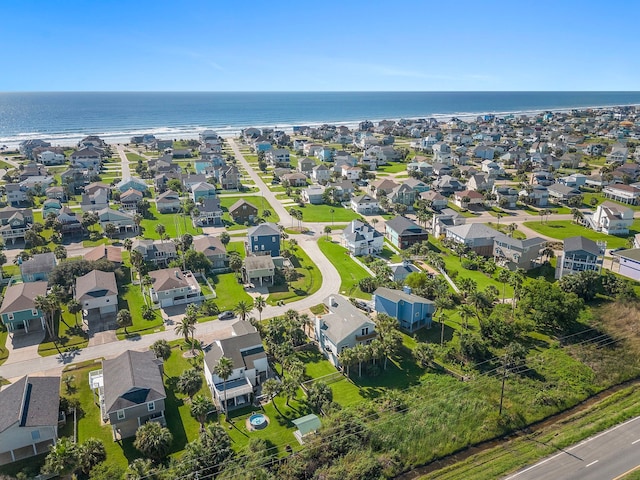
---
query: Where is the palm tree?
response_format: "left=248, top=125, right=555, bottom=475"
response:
left=175, top=316, right=195, bottom=346
left=125, top=458, right=156, bottom=480
left=213, top=357, right=234, bottom=419
left=155, top=224, right=166, bottom=240
left=329, top=208, right=335, bottom=225
left=457, top=304, right=474, bottom=330
left=507, top=223, right=517, bottom=237
left=133, top=421, right=173, bottom=462
left=261, top=378, right=281, bottom=412
left=123, top=238, right=133, bottom=252
left=498, top=269, right=511, bottom=303
left=299, top=313, right=312, bottom=338
left=130, top=249, right=144, bottom=287
left=177, top=368, right=203, bottom=400
left=234, top=300, right=252, bottom=322
left=150, top=339, right=172, bottom=361
left=76, top=438, right=106, bottom=476
left=339, top=347, right=355, bottom=377
left=253, top=296, right=266, bottom=322
left=42, top=437, right=78, bottom=475
left=67, top=299, right=82, bottom=326
left=34, top=294, right=56, bottom=340
left=190, top=394, right=214, bottom=429
left=117, top=309, right=132, bottom=335
left=324, top=225, right=332, bottom=238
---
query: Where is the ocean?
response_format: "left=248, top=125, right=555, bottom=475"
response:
left=1, top=91, right=640, bottom=148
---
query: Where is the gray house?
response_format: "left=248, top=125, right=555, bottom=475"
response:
left=19, top=252, right=56, bottom=283
left=0, top=375, right=60, bottom=465
left=193, top=235, right=228, bottom=271
left=96, top=350, right=166, bottom=440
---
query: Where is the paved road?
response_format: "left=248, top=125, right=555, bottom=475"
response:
left=115, top=144, right=132, bottom=178
left=504, top=415, right=640, bottom=480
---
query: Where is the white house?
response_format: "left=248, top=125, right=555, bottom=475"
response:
left=315, top=295, right=377, bottom=368
left=203, top=322, right=270, bottom=411
left=350, top=194, right=379, bottom=215
left=341, top=165, right=361, bottom=180
left=148, top=268, right=202, bottom=307
left=75, top=270, right=118, bottom=317
left=588, top=202, right=634, bottom=235
left=342, top=220, right=383, bottom=256
left=616, top=249, right=640, bottom=282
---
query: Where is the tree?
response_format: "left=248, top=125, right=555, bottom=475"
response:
left=261, top=378, right=281, bottom=403
left=42, top=437, right=78, bottom=475
left=35, top=293, right=57, bottom=340
left=190, top=394, right=215, bottom=429
left=413, top=342, right=435, bottom=368
left=177, top=424, right=233, bottom=479
left=133, top=421, right=173, bottom=461
left=457, top=303, right=475, bottom=329
left=175, top=315, right=196, bottom=346
left=306, top=381, right=333, bottom=413
left=104, top=222, right=117, bottom=239
left=76, top=438, right=107, bottom=476
left=154, top=224, right=166, bottom=239
left=116, top=309, right=132, bottom=335
left=54, top=244, right=67, bottom=260
left=213, top=357, right=234, bottom=419
left=519, top=278, right=584, bottom=333
left=67, top=299, right=82, bottom=326
left=558, top=270, right=600, bottom=301
left=178, top=368, right=203, bottom=400
left=219, top=231, right=230, bottom=246
left=323, top=225, right=332, bottom=238
left=229, top=253, right=243, bottom=280
left=142, top=304, right=156, bottom=320
left=130, top=249, right=145, bottom=288
left=124, top=458, right=158, bottom=480
left=254, top=296, right=266, bottom=322
left=123, top=238, right=133, bottom=252
left=234, top=300, right=252, bottom=321
left=150, top=339, right=172, bottom=361
left=498, top=269, right=511, bottom=303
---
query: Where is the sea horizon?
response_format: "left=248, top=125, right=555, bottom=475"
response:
left=1, top=91, right=639, bottom=149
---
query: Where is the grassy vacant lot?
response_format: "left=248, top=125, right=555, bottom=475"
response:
left=485, top=221, right=527, bottom=240
left=317, top=237, right=372, bottom=299
left=267, top=243, right=322, bottom=305
left=377, top=162, right=408, bottom=173
left=209, top=272, right=253, bottom=312
left=299, top=204, right=362, bottom=223
left=523, top=220, right=637, bottom=248
left=140, top=204, right=201, bottom=239
left=226, top=240, right=246, bottom=258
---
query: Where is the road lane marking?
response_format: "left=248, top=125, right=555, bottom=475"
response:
left=585, top=460, right=599, bottom=467
left=632, top=438, right=640, bottom=445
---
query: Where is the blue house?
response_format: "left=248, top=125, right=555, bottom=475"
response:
left=0, top=281, right=48, bottom=333
left=115, top=177, right=148, bottom=193
left=247, top=222, right=281, bottom=257
left=373, top=286, right=435, bottom=333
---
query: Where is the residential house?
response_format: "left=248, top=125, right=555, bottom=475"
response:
left=466, top=173, right=493, bottom=192
left=42, top=199, right=62, bottom=217
left=385, top=216, right=428, bottom=249
left=311, top=164, right=331, bottom=183
left=193, top=235, right=228, bottom=271
left=314, top=295, right=377, bottom=368
left=316, top=147, right=334, bottom=162
left=193, top=197, right=223, bottom=226
left=388, top=261, right=421, bottom=283
left=481, top=159, right=504, bottom=176
left=431, top=163, right=453, bottom=177
left=432, top=142, right=452, bottom=163
left=75, top=270, right=118, bottom=317
left=5, top=184, right=29, bottom=206
left=247, top=223, right=281, bottom=257
left=555, top=236, right=605, bottom=279
left=149, top=268, right=201, bottom=307
left=70, top=147, right=102, bottom=170
left=19, top=139, right=51, bottom=159
left=350, top=194, right=379, bottom=215
left=614, top=249, right=640, bottom=281
left=607, top=145, right=629, bottom=164
left=519, top=185, right=549, bottom=207
left=181, top=174, right=208, bottom=191
left=588, top=201, right=634, bottom=235
left=60, top=168, right=87, bottom=195
left=373, top=287, right=435, bottom=333
left=282, top=172, right=308, bottom=187
left=432, top=175, right=464, bottom=195
left=493, top=236, right=546, bottom=270
left=97, top=208, right=137, bottom=234
left=0, top=207, right=33, bottom=244
left=403, top=178, right=430, bottom=194
left=493, top=185, right=519, bottom=209
left=132, top=239, right=176, bottom=267
left=369, top=178, right=399, bottom=198
left=432, top=208, right=465, bottom=238
left=57, top=207, right=83, bottom=235
left=388, top=184, right=417, bottom=209
left=453, top=189, right=484, bottom=208
left=473, top=144, right=495, bottom=160
left=0, top=376, right=60, bottom=464
left=445, top=223, right=505, bottom=257
left=558, top=173, right=588, bottom=188
left=302, top=185, right=326, bottom=205
left=341, top=165, right=361, bottom=181
left=214, top=165, right=241, bottom=190
left=45, top=186, right=66, bottom=201
left=156, top=190, right=181, bottom=213
left=243, top=255, right=275, bottom=286
left=266, top=148, right=290, bottom=166
left=407, top=160, right=433, bottom=176
left=203, top=322, right=270, bottom=411
left=0, top=281, right=47, bottom=333
left=115, top=177, right=148, bottom=194
left=420, top=190, right=448, bottom=211
left=342, top=220, right=383, bottom=256
left=190, top=182, right=217, bottom=203
left=603, top=184, right=640, bottom=205
left=547, top=183, right=581, bottom=204
left=229, top=199, right=258, bottom=224
left=84, top=245, right=123, bottom=266
left=80, top=185, right=109, bottom=212
left=97, top=350, right=166, bottom=440
left=19, top=253, right=56, bottom=282
left=298, top=157, right=316, bottom=176
left=120, top=189, right=143, bottom=212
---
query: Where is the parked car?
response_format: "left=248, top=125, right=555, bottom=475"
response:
left=218, top=311, right=235, bottom=320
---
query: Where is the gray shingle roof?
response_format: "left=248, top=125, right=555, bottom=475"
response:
left=374, top=287, right=434, bottom=305
left=203, top=327, right=266, bottom=372
left=75, top=270, right=118, bottom=301
left=0, top=376, right=60, bottom=433
left=20, top=252, right=56, bottom=276
left=320, top=295, right=372, bottom=345
left=0, top=281, right=48, bottom=314
left=103, top=350, right=166, bottom=414
left=385, top=216, right=424, bottom=235
left=563, top=236, right=602, bottom=257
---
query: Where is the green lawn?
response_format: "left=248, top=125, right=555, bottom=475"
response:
left=582, top=191, right=640, bottom=212
left=317, top=238, right=372, bottom=299
left=441, top=252, right=514, bottom=297
left=485, top=222, right=527, bottom=240
left=299, top=204, right=362, bottom=223
left=523, top=220, right=637, bottom=248
left=209, top=272, right=253, bottom=312
left=140, top=205, right=202, bottom=239
left=377, top=162, right=408, bottom=174
left=38, top=310, right=89, bottom=357
left=267, top=243, right=322, bottom=305
left=226, top=241, right=246, bottom=259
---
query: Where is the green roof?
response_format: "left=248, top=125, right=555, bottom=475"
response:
left=292, top=414, right=321, bottom=436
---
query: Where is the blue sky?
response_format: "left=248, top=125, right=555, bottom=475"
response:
left=1, top=0, right=639, bottom=91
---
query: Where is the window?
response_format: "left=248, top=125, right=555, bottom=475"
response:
left=117, top=409, right=125, bottom=420
left=32, top=309, right=38, bottom=316
left=31, top=430, right=40, bottom=441
left=272, top=236, right=276, bottom=242
left=147, top=402, right=155, bottom=412
left=254, top=245, right=258, bottom=251
left=261, top=245, right=265, bottom=250
left=7, top=313, right=13, bottom=321
left=361, top=327, right=369, bottom=336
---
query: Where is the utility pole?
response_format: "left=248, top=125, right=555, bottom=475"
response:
left=440, top=316, right=445, bottom=346
left=499, top=354, right=507, bottom=416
